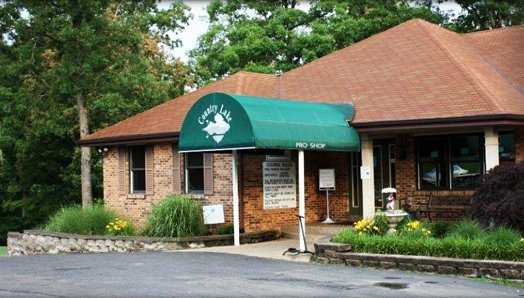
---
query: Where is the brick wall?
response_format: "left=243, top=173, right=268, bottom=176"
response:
left=104, top=145, right=353, bottom=232
left=240, top=151, right=350, bottom=232
left=103, top=144, right=233, bottom=228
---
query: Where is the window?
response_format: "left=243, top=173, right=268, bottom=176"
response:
left=185, top=153, right=204, bottom=193
left=417, top=134, right=483, bottom=190
left=449, top=135, right=482, bottom=189
left=499, top=132, right=515, bottom=161
left=129, top=146, right=146, bottom=193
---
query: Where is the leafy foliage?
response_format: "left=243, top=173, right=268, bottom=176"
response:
left=190, top=0, right=446, bottom=85
left=451, top=0, right=524, bottom=32
left=426, top=221, right=452, bottom=238
left=106, top=217, right=135, bottom=236
left=143, top=195, right=206, bottom=238
left=470, top=163, right=524, bottom=231
left=446, top=220, right=483, bottom=240
left=217, top=224, right=234, bottom=235
left=0, top=0, right=192, bottom=243
left=353, top=213, right=389, bottom=236
left=45, top=205, right=118, bottom=235
left=397, top=220, right=432, bottom=237
left=334, top=219, right=524, bottom=261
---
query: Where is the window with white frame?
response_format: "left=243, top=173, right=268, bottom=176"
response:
left=129, top=146, right=146, bottom=193
left=185, top=153, right=204, bottom=193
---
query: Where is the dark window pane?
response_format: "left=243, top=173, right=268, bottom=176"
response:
left=420, top=162, right=447, bottom=189
left=131, top=147, right=145, bottom=169
left=188, top=168, right=204, bottom=192
left=451, top=135, right=480, bottom=161
left=499, top=132, right=515, bottom=160
left=187, top=153, right=203, bottom=167
left=418, top=138, right=444, bottom=161
left=451, top=162, right=481, bottom=188
left=132, top=170, right=146, bottom=192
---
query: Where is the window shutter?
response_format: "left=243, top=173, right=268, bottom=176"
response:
left=203, top=153, right=214, bottom=195
left=172, top=145, right=182, bottom=194
left=145, top=146, right=154, bottom=196
left=118, top=147, right=127, bottom=195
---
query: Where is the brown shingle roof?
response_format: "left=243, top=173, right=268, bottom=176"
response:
left=82, top=71, right=276, bottom=144
left=82, top=19, right=524, bottom=145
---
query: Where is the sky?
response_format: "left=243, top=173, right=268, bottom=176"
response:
left=159, top=0, right=463, bottom=62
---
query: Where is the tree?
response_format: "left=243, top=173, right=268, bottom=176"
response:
left=452, top=0, right=524, bottom=32
left=189, top=0, right=447, bottom=86
left=0, top=0, right=192, bottom=240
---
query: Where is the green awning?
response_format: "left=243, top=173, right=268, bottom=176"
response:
left=178, top=92, right=360, bottom=152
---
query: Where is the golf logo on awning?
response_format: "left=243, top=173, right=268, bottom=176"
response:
left=198, top=104, right=232, bottom=144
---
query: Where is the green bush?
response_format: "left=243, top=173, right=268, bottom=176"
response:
left=372, top=213, right=389, bottom=236
left=427, top=221, right=452, bottom=238
left=483, top=227, right=521, bottom=246
left=446, top=220, right=483, bottom=240
left=45, top=205, right=118, bottom=235
left=143, top=195, right=206, bottom=238
left=217, top=224, right=234, bottom=235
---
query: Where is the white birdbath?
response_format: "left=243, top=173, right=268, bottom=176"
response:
left=382, top=187, right=408, bottom=234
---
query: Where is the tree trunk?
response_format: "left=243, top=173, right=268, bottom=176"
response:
left=77, top=94, right=93, bottom=208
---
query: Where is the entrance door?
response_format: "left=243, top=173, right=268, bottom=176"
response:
left=373, top=140, right=396, bottom=210
left=349, top=152, right=362, bottom=221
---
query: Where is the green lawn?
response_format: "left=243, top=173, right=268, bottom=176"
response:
left=0, top=246, right=6, bottom=256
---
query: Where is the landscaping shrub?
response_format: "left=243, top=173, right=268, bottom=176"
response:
left=45, top=205, right=118, bottom=235
left=483, top=226, right=521, bottom=246
left=470, top=162, right=524, bottom=231
left=426, top=221, right=452, bottom=238
left=143, top=195, right=206, bottom=238
left=353, top=213, right=388, bottom=236
left=398, top=220, right=431, bottom=238
left=217, top=224, right=234, bottom=235
left=446, top=220, right=483, bottom=240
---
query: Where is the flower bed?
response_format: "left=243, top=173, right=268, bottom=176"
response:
left=333, top=217, right=524, bottom=261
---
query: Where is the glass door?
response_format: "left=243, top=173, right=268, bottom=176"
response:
left=373, top=140, right=396, bottom=210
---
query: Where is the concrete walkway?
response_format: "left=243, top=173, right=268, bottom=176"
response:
left=191, top=235, right=322, bottom=262
left=191, top=224, right=348, bottom=262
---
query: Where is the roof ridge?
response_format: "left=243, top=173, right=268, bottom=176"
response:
left=415, top=20, right=505, bottom=113
left=463, top=24, right=524, bottom=36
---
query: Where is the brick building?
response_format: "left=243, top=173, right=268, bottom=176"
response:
left=80, top=20, right=524, bottom=238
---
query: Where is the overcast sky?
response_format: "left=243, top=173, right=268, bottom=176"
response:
left=159, top=0, right=463, bottom=62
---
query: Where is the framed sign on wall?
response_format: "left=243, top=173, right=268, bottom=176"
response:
left=263, top=161, right=297, bottom=209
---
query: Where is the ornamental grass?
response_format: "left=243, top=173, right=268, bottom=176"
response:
left=143, top=195, right=206, bottom=238
left=45, top=204, right=128, bottom=235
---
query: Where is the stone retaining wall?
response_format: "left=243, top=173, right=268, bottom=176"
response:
left=7, top=230, right=279, bottom=256
left=315, top=242, right=524, bottom=281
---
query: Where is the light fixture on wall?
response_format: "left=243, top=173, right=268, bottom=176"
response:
left=97, top=147, right=109, bottom=153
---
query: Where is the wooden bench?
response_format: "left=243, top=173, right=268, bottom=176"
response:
left=417, top=195, right=470, bottom=221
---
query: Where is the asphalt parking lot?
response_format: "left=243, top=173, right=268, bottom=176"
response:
left=0, top=251, right=521, bottom=297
